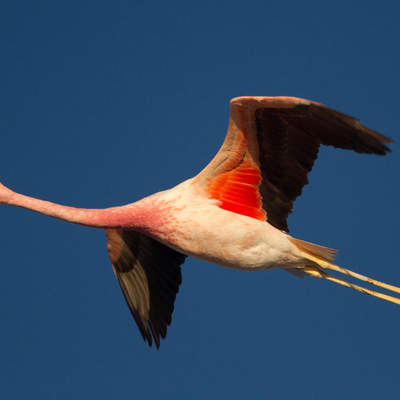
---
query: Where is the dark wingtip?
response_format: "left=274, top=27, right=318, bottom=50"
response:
left=358, top=124, right=394, bottom=155
left=306, top=103, right=395, bottom=156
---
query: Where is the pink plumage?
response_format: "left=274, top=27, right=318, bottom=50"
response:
left=0, top=96, right=397, bottom=348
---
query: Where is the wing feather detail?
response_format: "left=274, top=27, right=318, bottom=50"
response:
left=105, top=229, right=186, bottom=348
left=208, top=162, right=266, bottom=220
left=195, top=96, right=393, bottom=231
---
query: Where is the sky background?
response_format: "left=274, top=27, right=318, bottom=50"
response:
left=1, top=1, right=399, bottom=398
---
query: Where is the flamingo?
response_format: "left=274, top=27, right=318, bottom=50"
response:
left=0, top=96, right=397, bottom=348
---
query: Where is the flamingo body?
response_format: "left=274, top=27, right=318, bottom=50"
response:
left=0, top=96, right=397, bottom=347
left=139, top=180, right=301, bottom=271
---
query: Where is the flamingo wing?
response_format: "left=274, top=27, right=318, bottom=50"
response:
left=105, top=229, right=186, bottom=347
left=195, top=96, right=393, bottom=231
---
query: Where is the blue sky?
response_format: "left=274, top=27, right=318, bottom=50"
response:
left=1, top=0, right=399, bottom=398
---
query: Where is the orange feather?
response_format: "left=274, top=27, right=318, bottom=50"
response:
left=208, top=162, right=266, bottom=220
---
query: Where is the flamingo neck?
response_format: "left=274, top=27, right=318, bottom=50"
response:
left=5, top=189, right=171, bottom=236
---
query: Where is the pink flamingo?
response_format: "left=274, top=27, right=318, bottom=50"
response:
left=0, top=96, right=398, bottom=347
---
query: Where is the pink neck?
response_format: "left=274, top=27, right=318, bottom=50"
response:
left=5, top=190, right=168, bottom=234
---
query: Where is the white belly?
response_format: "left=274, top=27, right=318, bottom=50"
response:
left=164, top=199, right=303, bottom=271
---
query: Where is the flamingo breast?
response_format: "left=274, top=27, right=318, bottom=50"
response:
left=151, top=180, right=303, bottom=271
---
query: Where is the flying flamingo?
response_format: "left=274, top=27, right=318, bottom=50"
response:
left=0, top=96, right=398, bottom=348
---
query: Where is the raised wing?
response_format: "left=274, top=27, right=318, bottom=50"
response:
left=194, top=96, right=393, bottom=231
left=105, top=229, right=186, bottom=348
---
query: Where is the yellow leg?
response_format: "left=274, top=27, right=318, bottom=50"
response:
left=301, top=252, right=400, bottom=296
left=319, top=262, right=400, bottom=295
left=303, top=266, right=400, bottom=306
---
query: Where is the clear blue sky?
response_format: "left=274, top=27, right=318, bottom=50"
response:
left=1, top=1, right=399, bottom=398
